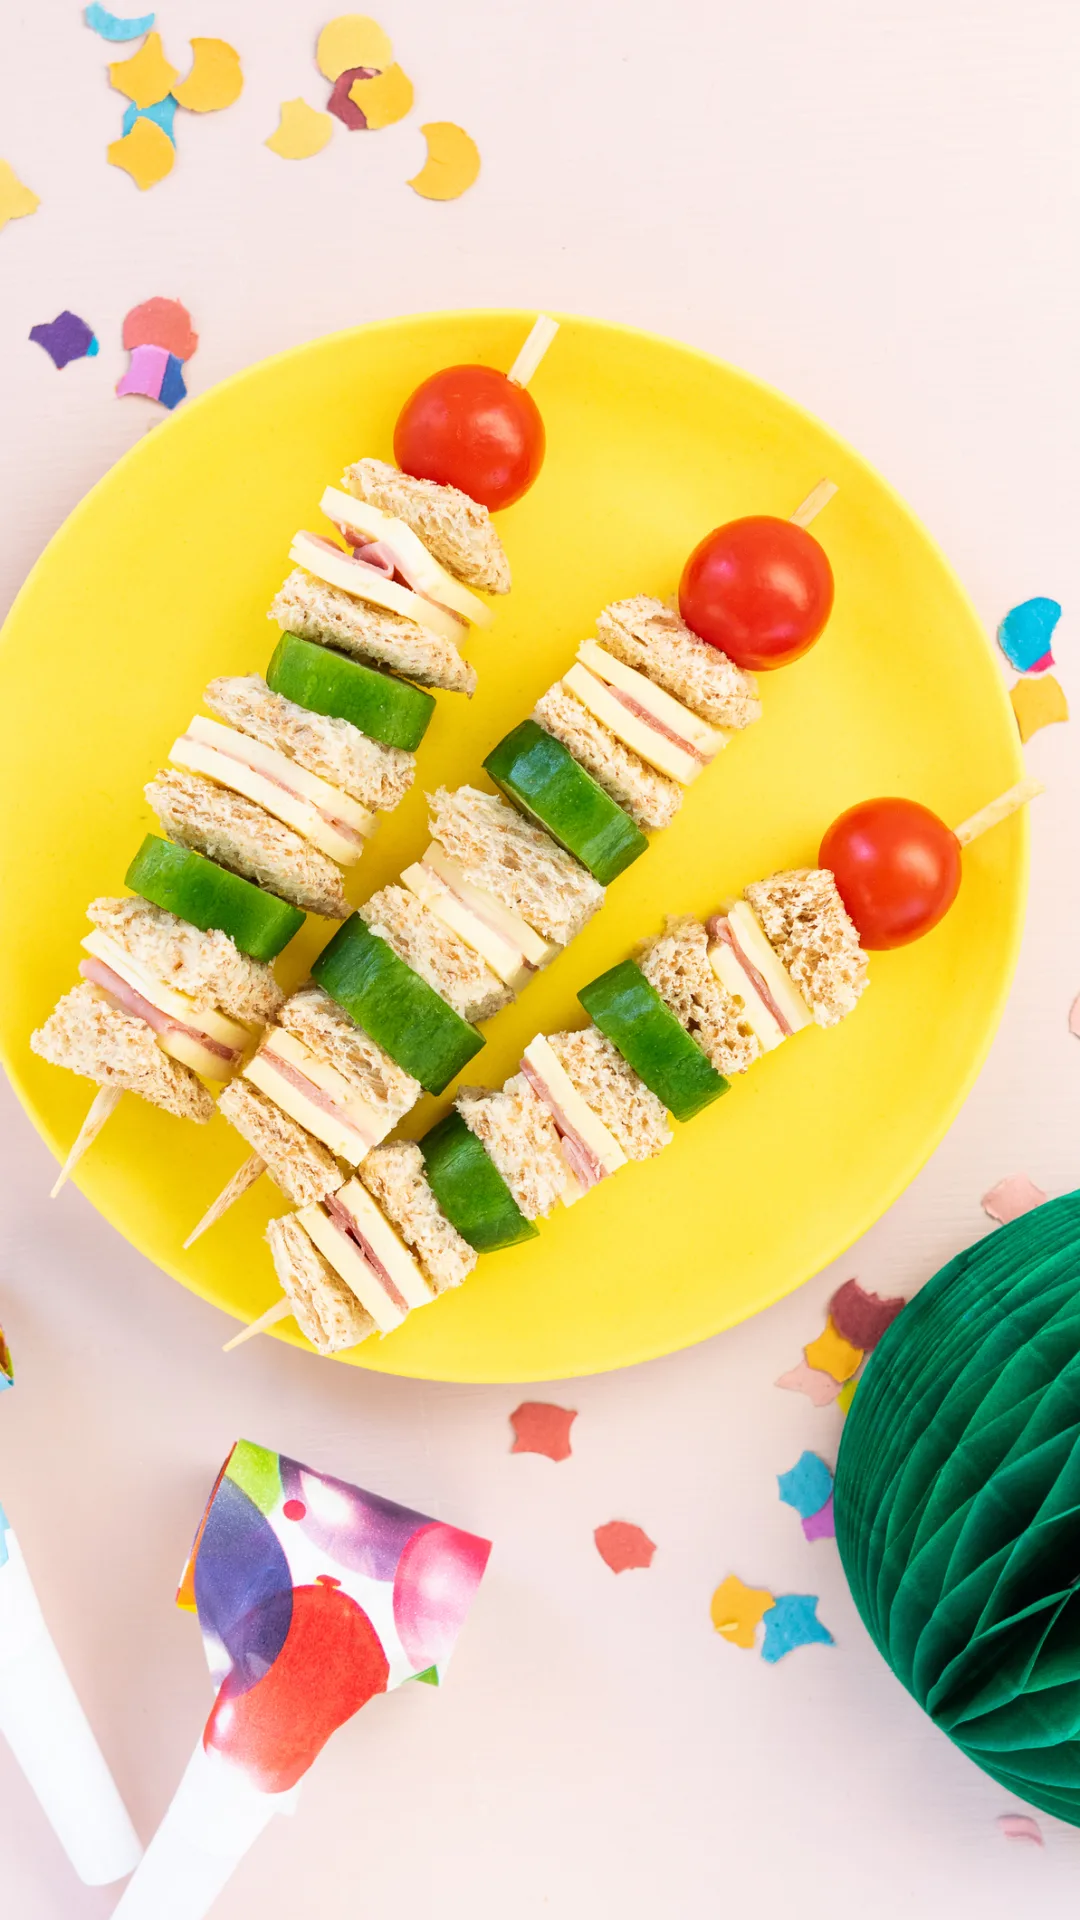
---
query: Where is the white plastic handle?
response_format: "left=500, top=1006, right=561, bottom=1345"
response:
left=112, top=1738, right=299, bottom=1920
left=0, top=1527, right=142, bottom=1885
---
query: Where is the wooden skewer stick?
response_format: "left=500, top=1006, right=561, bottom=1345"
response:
left=50, top=1086, right=122, bottom=1199
left=954, top=776, right=1045, bottom=846
left=507, top=314, right=560, bottom=390
left=790, top=478, right=838, bottom=528
left=222, top=1297, right=292, bottom=1352
left=183, top=1154, right=267, bottom=1250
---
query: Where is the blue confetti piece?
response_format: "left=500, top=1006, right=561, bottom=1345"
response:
left=85, top=2, right=155, bottom=41
left=122, top=94, right=178, bottom=143
left=777, top=1449, right=834, bottom=1520
left=761, top=1593, right=834, bottom=1664
left=998, top=597, right=1061, bottom=676
left=0, top=1503, right=9, bottom=1571
left=158, top=352, right=187, bottom=410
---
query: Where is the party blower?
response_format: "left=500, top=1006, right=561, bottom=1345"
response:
left=113, top=1440, right=491, bottom=1919
left=0, top=1325, right=142, bottom=1885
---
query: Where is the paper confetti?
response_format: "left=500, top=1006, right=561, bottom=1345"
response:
left=328, top=65, right=377, bottom=127
left=122, top=296, right=197, bottom=360
left=1069, top=995, right=1080, bottom=1039
left=122, top=95, right=177, bottom=142
left=266, top=98, right=334, bottom=160
left=710, top=1575, right=774, bottom=1649
left=829, top=1277, right=905, bottom=1351
left=0, top=160, right=40, bottom=233
left=1012, top=673, right=1069, bottom=744
left=317, top=14, right=393, bottom=81
left=837, top=1377, right=859, bottom=1416
left=594, top=1521, right=655, bottom=1574
left=108, top=30, right=179, bottom=107
left=0, top=1330, right=12, bottom=1391
left=116, top=343, right=187, bottom=407
left=802, top=1495, right=835, bottom=1542
left=107, top=115, right=175, bottom=188
left=777, top=1451, right=834, bottom=1521
left=349, top=65, right=413, bottom=129
left=805, top=1316, right=863, bottom=1384
left=981, top=1174, right=1047, bottom=1226
left=760, top=1594, right=834, bottom=1664
left=408, top=122, right=481, bottom=201
left=997, top=1814, right=1044, bottom=1846
left=998, top=598, right=1061, bottom=675
left=85, top=3, right=155, bottom=40
left=173, top=38, right=243, bottom=112
left=509, top=1402, right=576, bottom=1462
left=29, top=312, right=99, bottom=369
left=775, top=1360, right=842, bottom=1408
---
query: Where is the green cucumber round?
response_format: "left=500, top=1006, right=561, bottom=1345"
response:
left=267, top=632, right=435, bottom=752
left=420, top=1111, right=539, bottom=1253
left=125, top=835, right=304, bottom=962
left=578, top=959, right=729, bottom=1122
left=312, top=916, right=482, bottom=1095
left=483, top=720, right=647, bottom=886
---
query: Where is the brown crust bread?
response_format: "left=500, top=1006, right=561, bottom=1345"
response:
left=456, top=1072, right=569, bottom=1219
left=596, top=595, right=761, bottom=731
left=86, top=895, right=282, bottom=1025
left=637, top=914, right=761, bottom=1076
left=266, top=1214, right=374, bottom=1354
left=427, top=785, right=602, bottom=947
left=547, top=1025, right=672, bottom=1159
left=278, top=985, right=420, bottom=1127
left=359, top=1141, right=477, bottom=1292
left=218, top=1078, right=344, bottom=1205
left=270, top=570, right=476, bottom=694
left=145, top=769, right=349, bottom=921
left=205, top=675, right=414, bottom=814
left=343, top=457, right=511, bottom=594
left=533, top=684, right=681, bottom=832
left=31, top=982, right=214, bottom=1120
left=359, top=884, right=512, bottom=1023
left=744, top=868, right=869, bottom=1027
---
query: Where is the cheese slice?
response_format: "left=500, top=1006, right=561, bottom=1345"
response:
left=81, top=930, right=250, bottom=1051
left=323, top=486, right=493, bottom=629
left=522, top=1034, right=627, bottom=1182
left=577, top=639, right=725, bottom=760
left=297, top=1205, right=408, bottom=1335
left=170, top=715, right=373, bottom=866
left=424, top=848, right=559, bottom=968
left=333, top=1177, right=435, bottom=1311
left=245, top=1029, right=387, bottom=1164
left=291, top=531, right=466, bottom=647
left=562, top=662, right=702, bottom=786
left=726, top=901, right=812, bottom=1034
left=401, top=857, right=537, bottom=992
left=707, top=937, right=786, bottom=1053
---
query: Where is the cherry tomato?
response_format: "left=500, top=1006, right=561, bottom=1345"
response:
left=394, top=365, right=545, bottom=511
left=678, top=516, right=834, bottom=669
left=820, top=798, right=961, bottom=950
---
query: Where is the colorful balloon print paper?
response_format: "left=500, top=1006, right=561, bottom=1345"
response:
left=177, top=1441, right=491, bottom=1794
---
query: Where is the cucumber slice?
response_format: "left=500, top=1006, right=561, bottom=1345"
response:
left=420, top=1111, right=539, bottom=1252
left=578, top=959, right=729, bottom=1122
left=483, top=720, right=648, bottom=886
left=267, top=632, right=435, bottom=753
left=125, top=835, right=304, bottom=963
left=312, top=916, right=482, bottom=1095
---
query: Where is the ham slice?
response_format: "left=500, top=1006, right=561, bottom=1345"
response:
left=420, top=862, right=537, bottom=972
left=324, top=1194, right=409, bottom=1315
left=329, top=527, right=467, bottom=629
left=79, top=959, right=240, bottom=1063
left=257, top=1044, right=377, bottom=1152
left=177, top=727, right=366, bottom=852
left=600, top=681, right=711, bottom=764
left=707, top=916, right=793, bottom=1036
left=520, top=1058, right=606, bottom=1194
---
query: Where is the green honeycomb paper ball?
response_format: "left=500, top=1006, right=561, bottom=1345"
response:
left=835, top=1189, right=1080, bottom=1825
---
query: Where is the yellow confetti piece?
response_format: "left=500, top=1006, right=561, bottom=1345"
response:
left=108, top=30, right=180, bottom=109
left=837, top=1376, right=859, bottom=1415
left=265, top=98, right=335, bottom=160
left=316, top=14, right=393, bottom=81
left=106, top=115, right=176, bottom=190
left=805, top=1315, right=863, bottom=1384
left=1011, top=673, right=1069, bottom=745
left=348, top=64, right=413, bottom=129
left=173, top=38, right=244, bottom=113
left=407, top=121, right=480, bottom=202
left=710, top=1575, right=775, bottom=1650
left=0, top=160, right=40, bottom=233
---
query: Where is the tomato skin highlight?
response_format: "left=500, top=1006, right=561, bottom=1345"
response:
left=394, top=364, right=545, bottom=510
left=820, top=798, right=962, bottom=950
left=678, top=515, right=834, bottom=669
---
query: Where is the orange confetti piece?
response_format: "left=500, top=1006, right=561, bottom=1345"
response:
left=407, top=121, right=481, bottom=201
left=509, top=1402, right=576, bottom=1462
left=981, top=1173, right=1047, bottom=1225
left=804, top=1316, right=863, bottom=1384
left=265, top=99, right=334, bottom=160
left=108, top=30, right=180, bottom=108
left=594, top=1521, right=655, bottom=1573
left=348, top=64, right=413, bottom=129
left=107, top=116, right=176, bottom=190
left=0, top=160, right=39, bottom=233
left=173, top=38, right=244, bottom=113
left=316, top=14, right=393, bottom=81
left=1011, top=673, right=1068, bottom=744
left=122, top=297, right=198, bottom=361
left=710, top=1575, right=775, bottom=1649
left=775, top=1359, right=842, bottom=1406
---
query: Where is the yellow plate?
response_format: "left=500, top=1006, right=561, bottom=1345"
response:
left=0, top=311, right=1025, bottom=1382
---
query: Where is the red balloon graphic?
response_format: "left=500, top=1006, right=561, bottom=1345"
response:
left=392, top=1523, right=492, bottom=1675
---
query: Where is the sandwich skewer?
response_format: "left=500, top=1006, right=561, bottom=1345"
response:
left=222, top=774, right=1040, bottom=1355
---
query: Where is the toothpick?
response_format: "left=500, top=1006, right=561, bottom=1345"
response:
left=222, top=1297, right=292, bottom=1352
left=790, top=478, right=838, bottom=528
left=507, top=314, right=559, bottom=389
left=183, top=1154, right=266, bottom=1250
left=954, top=776, right=1045, bottom=847
left=50, top=1086, right=122, bottom=1198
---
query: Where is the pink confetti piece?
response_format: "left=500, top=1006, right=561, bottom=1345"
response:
left=115, top=340, right=169, bottom=400
left=775, top=1360, right=842, bottom=1408
left=997, top=1814, right=1043, bottom=1846
left=829, top=1277, right=906, bottom=1352
left=981, top=1175, right=1048, bottom=1226
left=802, top=1494, right=835, bottom=1542
left=594, top=1521, right=655, bottom=1573
left=509, top=1402, right=577, bottom=1462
